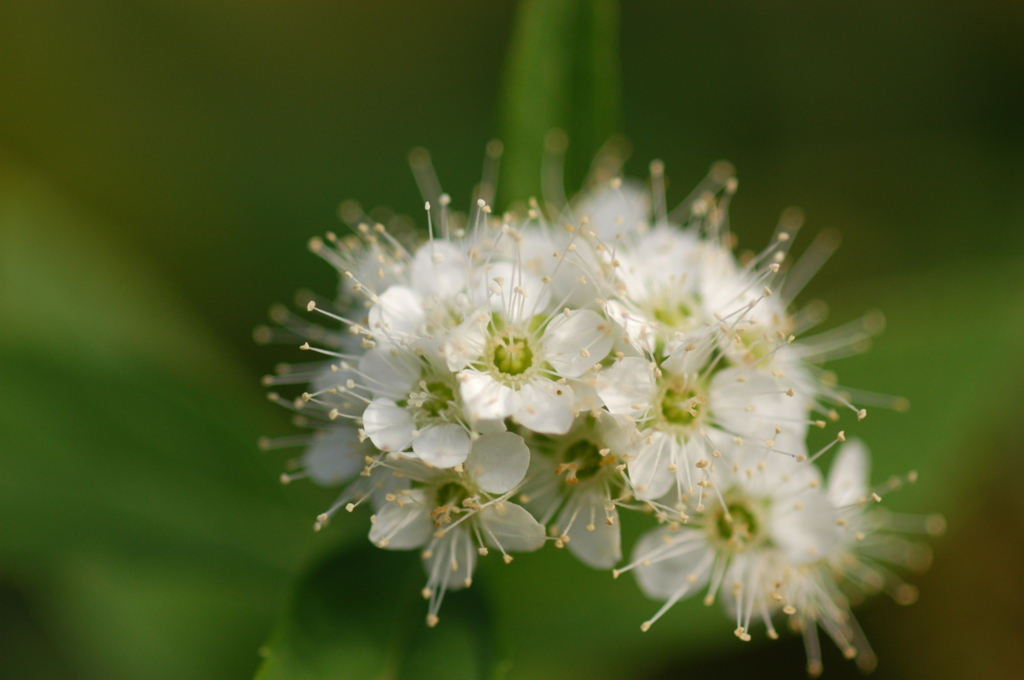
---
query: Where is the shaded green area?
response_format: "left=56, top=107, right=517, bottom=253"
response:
left=256, top=545, right=504, bottom=680
left=499, top=0, right=621, bottom=200
left=0, top=161, right=348, bottom=680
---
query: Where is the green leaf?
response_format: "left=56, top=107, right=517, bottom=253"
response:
left=255, top=544, right=506, bottom=680
left=0, top=156, right=327, bottom=563
left=0, top=157, right=347, bottom=679
left=804, top=256, right=1024, bottom=504
left=499, top=0, right=622, bottom=203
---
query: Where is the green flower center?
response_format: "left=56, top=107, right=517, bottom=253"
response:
left=421, top=381, right=455, bottom=417
left=660, top=381, right=704, bottom=427
left=734, top=328, right=771, bottom=362
left=492, top=335, right=534, bottom=376
left=716, top=503, right=758, bottom=541
left=652, top=300, right=693, bottom=329
left=710, top=499, right=766, bottom=552
left=435, top=481, right=470, bottom=508
left=563, top=439, right=605, bottom=483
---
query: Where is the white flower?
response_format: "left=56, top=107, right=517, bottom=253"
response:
left=518, top=412, right=638, bottom=569
left=368, top=286, right=426, bottom=340
left=767, top=440, right=943, bottom=676
left=365, top=239, right=472, bottom=342
left=254, top=147, right=933, bottom=665
left=411, top=239, right=469, bottom=300
left=699, top=243, right=787, bottom=332
left=572, top=177, right=651, bottom=241
left=309, top=230, right=408, bottom=306
left=616, top=442, right=840, bottom=640
left=267, top=422, right=410, bottom=532
left=356, top=340, right=476, bottom=468
left=595, top=330, right=809, bottom=507
left=512, top=226, right=602, bottom=310
left=567, top=173, right=879, bottom=426
left=603, top=225, right=704, bottom=351
left=447, top=302, right=614, bottom=435
left=260, top=360, right=413, bottom=529
left=368, top=433, right=545, bottom=626
left=301, top=427, right=365, bottom=486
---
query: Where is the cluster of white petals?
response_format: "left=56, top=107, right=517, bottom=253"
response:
left=258, top=151, right=940, bottom=675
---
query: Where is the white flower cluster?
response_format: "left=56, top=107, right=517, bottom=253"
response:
left=258, top=157, right=942, bottom=675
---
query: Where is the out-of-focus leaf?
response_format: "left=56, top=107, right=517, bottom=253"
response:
left=0, top=580, right=83, bottom=680
left=255, top=544, right=505, bottom=680
left=483, top=256, right=1024, bottom=680
left=0, top=159, right=348, bottom=679
left=0, top=347, right=325, bottom=680
left=499, top=0, right=621, bottom=202
left=806, top=256, right=1024, bottom=502
left=0, top=157, right=323, bottom=563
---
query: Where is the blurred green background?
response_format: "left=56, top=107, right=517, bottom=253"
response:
left=1, top=1, right=1023, bottom=678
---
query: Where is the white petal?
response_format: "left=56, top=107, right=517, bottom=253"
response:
left=442, top=313, right=489, bottom=371
left=369, top=490, right=433, bottom=549
left=565, top=488, right=621, bottom=569
left=423, top=526, right=477, bottom=592
left=828, top=439, right=871, bottom=508
left=542, top=309, right=614, bottom=378
left=770, top=487, right=841, bottom=565
left=662, top=331, right=716, bottom=376
left=473, top=261, right=551, bottom=323
left=605, top=299, right=655, bottom=354
left=479, top=501, right=545, bottom=553
left=717, top=553, right=768, bottom=618
left=569, top=377, right=604, bottom=413
left=459, top=369, right=520, bottom=422
left=411, top=423, right=471, bottom=469
left=411, top=240, right=468, bottom=299
left=367, top=466, right=411, bottom=512
left=518, top=453, right=561, bottom=521
left=699, top=243, right=787, bottom=328
left=362, top=398, right=414, bottom=452
left=594, top=356, right=656, bottom=418
left=368, top=285, right=425, bottom=338
left=358, top=344, right=421, bottom=398
left=310, top=365, right=364, bottom=416
left=614, top=226, right=701, bottom=305
left=594, top=410, right=641, bottom=455
left=517, top=229, right=597, bottom=309
left=627, top=430, right=678, bottom=500
left=384, top=453, right=439, bottom=481
left=513, top=380, right=575, bottom=435
left=705, top=425, right=819, bottom=496
left=303, top=427, right=365, bottom=486
left=575, top=180, right=651, bottom=241
left=710, top=366, right=808, bottom=462
left=464, top=432, right=530, bottom=494
left=631, top=526, right=713, bottom=600
left=473, top=418, right=507, bottom=434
